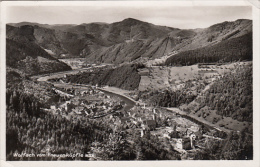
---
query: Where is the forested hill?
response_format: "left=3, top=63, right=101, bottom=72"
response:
left=6, top=25, right=72, bottom=75
left=201, top=64, right=252, bottom=122
left=8, top=19, right=252, bottom=64
left=165, top=32, right=252, bottom=66
left=63, top=64, right=143, bottom=90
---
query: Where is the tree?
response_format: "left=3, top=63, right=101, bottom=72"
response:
left=6, top=128, right=20, bottom=154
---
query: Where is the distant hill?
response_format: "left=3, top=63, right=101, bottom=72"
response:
left=7, top=18, right=177, bottom=60
left=7, top=18, right=252, bottom=64
left=165, top=32, right=252, bottom=66
left=6, top=25, right=71, bottom=75
left=65, top=18, right=177, bottom=45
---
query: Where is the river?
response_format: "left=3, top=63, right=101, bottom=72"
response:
left=34, top=68, right=227, bottom=135
left=97, top=88, right=136, bottom=111
left=35, top=69, right=136, bottom=112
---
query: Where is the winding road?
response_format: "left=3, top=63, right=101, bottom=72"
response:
left=33, top=67, right=230, bottom=135
left=33, top=68, right=137, bottom=112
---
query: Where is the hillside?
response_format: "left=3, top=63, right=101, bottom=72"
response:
left=63, top=64, right=142, bottom=90
left=6, top=25, right=72, bottom=75
left=91, top=19, right=252, bottom=64
left=65, top=18, right=176, bottom=45
left=165, top=32, right=252, bottom=66
left=8, top=19, right=252, bottom=64
left=7, top=18, right=176, bottom=60
left=202, top=64, right=252, bottom=122
left=179, top=63, right=253, bottom=133
left=173, top=19, right=252, bottom=52
left=7, top=24, right=96, bottom=58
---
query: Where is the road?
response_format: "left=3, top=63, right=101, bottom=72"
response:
left=33, top=67, right=230, bottom=135
left=34, top=68, right=137, bottom=112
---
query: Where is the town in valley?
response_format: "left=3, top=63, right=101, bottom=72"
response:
left=5, top=5, right=253, bottom=161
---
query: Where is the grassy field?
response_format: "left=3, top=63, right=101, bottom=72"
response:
left=138, top=62, right=249, bottom=91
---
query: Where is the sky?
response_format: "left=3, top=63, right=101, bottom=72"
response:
left=6, top=5, right=252, bottom=29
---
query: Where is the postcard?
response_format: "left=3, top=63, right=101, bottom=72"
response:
left=0, top=1, right=259, bottom=167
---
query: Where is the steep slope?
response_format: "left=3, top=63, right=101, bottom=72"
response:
left=64, top=64, right=143, bottom=90
left=174, top=19, right=252, bottom=52
left=82, top=19, right=252, bottom=64
left=7, top=24, right=97, bottom=58
left=7, top=18, right=178, bottom=60
left=6, top=25, right=71, bottom=75
left=8, top=19, right=252, bottom=64
left=165, top=32, right=252, bottom=66
left=65, top=18, right=176, bottom=45
left=85, top=36, right=182, bottom=63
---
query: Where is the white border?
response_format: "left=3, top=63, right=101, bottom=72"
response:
left=0, top=1, right=259, bottom=167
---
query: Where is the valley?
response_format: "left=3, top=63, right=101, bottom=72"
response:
left=53, top=60, right=251, bottom=133
left=6, top=18, right=253, bottom=161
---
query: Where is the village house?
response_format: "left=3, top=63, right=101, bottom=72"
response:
left=50, top=105, right=56, bottom=110
left=119, top=117, right=131, bottom=125
left=140, top=128, right=152, bottom=137
left=180, top=126, right=204, bottom=140
left=175, top=133, right=196, bottom=150
left=163, top=132, right=171, bottom=139
left=170, top=129, right=181, bottom=138
left=141, top=120, right=157, bottom=130
left=138, top=116, right=146, bottom=122
left=87, top=104, right=96, bottom=109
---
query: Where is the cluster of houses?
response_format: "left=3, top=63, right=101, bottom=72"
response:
left=113, top=105, right=206, bottom=151
left=50, top=96, right=123, bottom=118
left=49, top=86, right=124, bottom=118
left=174, top=127, right=203, bottom=150
left=108, top=109, right=157, bottom=132
left=107, top=107, right=170, bottom=138
left=108, top=105, right=205, bottom=151
left=50, top=84, right=205, bottom=152
left=62, top=86, right=101, bottom=96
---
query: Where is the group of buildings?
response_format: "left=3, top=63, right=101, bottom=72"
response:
left=50, top=83, right=205, bottom=152
left=106, top=105, right=204, bottom=151
left=49, top=86, right=124, bottom=118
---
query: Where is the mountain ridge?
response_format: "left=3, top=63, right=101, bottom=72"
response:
left=7, top=18, right=252, bottom=64
left=6, top=24, right=72, bottom=75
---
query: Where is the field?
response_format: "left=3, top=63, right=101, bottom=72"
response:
left=138, top=62, right=249, bottom=91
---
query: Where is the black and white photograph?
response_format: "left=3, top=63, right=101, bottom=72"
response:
left=0, top=1, right=259, bottom=166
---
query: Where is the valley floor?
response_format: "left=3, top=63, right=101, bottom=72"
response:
left=6, top=61, right=252, bottom=160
